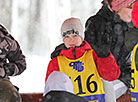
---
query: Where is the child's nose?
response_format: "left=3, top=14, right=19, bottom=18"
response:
left=69, top=37, right=74, bottom=41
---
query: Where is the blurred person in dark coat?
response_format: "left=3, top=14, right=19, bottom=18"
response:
left=85, top=0, right=135, bottom=88
left=84, top=0, right=136, bottom=101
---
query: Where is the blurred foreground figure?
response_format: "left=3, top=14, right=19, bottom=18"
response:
left=42, top=72, right=88, bottom=102
left=0, top=24, right=26, bottom=102
left=42, top=91, right=88, bottom=102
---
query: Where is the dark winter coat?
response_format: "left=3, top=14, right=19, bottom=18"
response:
left=0, top=24, right=26, bottom=79
left=45, top=40, right=120, bottom=82
left=85, top=4, right=131, bottom=87
left=125, top=23, right=138, bottom=79
left=125, top=23, right=138, bottom=52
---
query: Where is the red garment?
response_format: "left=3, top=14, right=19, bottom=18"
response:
left=45, top=40, right=120, bottom=82
left=132, top=1, right=138, bottom=28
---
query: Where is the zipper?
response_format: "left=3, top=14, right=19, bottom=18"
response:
left=72, top=47, right=77, bottom=59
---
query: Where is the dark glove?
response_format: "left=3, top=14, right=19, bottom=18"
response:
left=42, top=91, right=88, bottom=102
left=51, top=43, right=66, bottom=59
left=4, top=63, right=15, bottom=76
left=94, top=21, right=112, bottom=57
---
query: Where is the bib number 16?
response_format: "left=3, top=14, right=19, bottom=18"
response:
left=74, top=74, right=98, bottom=95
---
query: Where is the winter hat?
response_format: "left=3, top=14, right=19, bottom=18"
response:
left=132, top=1, right=138, bottom=28
left=43, top=71, right=74, bottom=96
left=61, top=17, right=84, bottom=40
left=111, top=0, right=135, bottom=11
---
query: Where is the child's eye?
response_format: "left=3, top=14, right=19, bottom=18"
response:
left=64, top=35, right=69, bottom=38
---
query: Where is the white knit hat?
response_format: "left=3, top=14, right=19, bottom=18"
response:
left=43, top=71, right=74, bottom=96
left=61, top=17, right=84, bottom=40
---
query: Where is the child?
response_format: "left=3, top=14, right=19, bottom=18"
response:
left=131, top=1, right=138, bottom=102
left=43, top=17, right=120, bottom=102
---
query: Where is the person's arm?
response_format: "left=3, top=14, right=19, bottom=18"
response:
left=45, top=57, right=60, bottom=82
left=93, top=50, right=120, bottom=81
left=85, top=15, right=120, bottom=81
left=85, top=16, right=111, bottom=57
left=51, top=43, right=65, bottom=59
left=0, top=24, right=26, bottom=78
left=85, top=16, right=97, bottom=48
left=4, top=35, right=26, bottom=76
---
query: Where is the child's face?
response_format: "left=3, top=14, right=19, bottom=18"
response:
left=63, top=34, right=82, bottom=48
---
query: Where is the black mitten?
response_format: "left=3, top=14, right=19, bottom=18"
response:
left=94, top=21, right=112, bottom=57
left=51, top=43, right=66, bottom=59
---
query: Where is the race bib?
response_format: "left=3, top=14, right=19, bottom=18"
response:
left=58, top=50, right=105, bottom=102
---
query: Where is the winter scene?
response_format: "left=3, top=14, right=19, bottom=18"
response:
left=0, top=0, right=138, bottom=102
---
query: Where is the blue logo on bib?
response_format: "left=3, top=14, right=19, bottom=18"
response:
left=69, top=61, right=84, bottom=72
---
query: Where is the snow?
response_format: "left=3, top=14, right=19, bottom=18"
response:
left=10, top=55, right=50, bottom=93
